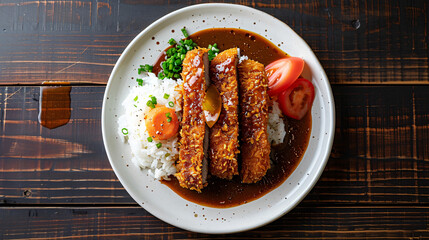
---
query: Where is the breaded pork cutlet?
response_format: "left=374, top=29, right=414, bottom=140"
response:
left=238, top=59, right=271, bottom=183
left=209, top=48, right=240, bottom=180
left=175, top=48, right=210, bottom=192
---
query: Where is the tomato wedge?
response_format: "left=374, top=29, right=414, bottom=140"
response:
left=278, top=78, right=315, bottom=120
left=265, top=57, right=304, bottom=96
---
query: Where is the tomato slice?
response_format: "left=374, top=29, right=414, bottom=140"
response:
left=265, top=57, right=304, bottom=96
left=278, top=78, right=315, bottom=120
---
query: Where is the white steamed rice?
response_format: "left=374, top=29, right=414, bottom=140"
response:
left=118, top=72, right=182, bottom=180
left=267, top=101, right=286, bottom=145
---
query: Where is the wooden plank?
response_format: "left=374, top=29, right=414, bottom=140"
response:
left=0, top=0, right=427, bottom=84
left=308, top=85, right=429, bottom=204
left=0, top=86, right=131, bottom=204
left=0, top=85, right=428, bottom=204
left=1, top=206, right=429, bottom=239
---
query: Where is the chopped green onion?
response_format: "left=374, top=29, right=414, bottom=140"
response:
left=173, top=66, right=181, bottom=72
left=166, top=112, right=171, bottom=117
left=163, top=93, right=170, bottom=99
left=208, top=42, right=220, bottom=61
left=134, top=104, right=137, bottom=108
left=181, top=28, right=189, bottom=38
left=121, top=128, right=128, bottom=135
left=158, top=72, right=165, bottom=80
left=208, top=52, right=215, bottom=61
left=168, top=101, right=174, bottom=107
left=167, top=117, right=172, bottom=123
left=138, top=64, right=153, bottom=73
left=136, top=78, right=143, bottom=86
left=133, top=96, right=138, bottom=101
left=156, top=29, right=199, bottom=80
left=166, top=48, right=173, bottom=57
left=168, top=38, right=177, bottom=45
left=161, top=61, right=167, bottom=69
left=147, top=137, right=153, bottom=142
left=150, top=96, right=157, bottom=105
left=146, top=100, right=155, bottom=109
left=156, top=143, right=162, bottom=149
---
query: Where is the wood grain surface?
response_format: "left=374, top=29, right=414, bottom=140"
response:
left=0, top=0, right=427, bottom=85
left=1, top=206, right=429, bottom=239
left=0, top=0, right=428, bottom=238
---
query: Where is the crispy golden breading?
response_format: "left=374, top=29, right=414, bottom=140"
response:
left=238, top=59, right=271, bottom=183
left=175, top=48, right=209, bottom=192
left=209, top=48, right=240, bottom=179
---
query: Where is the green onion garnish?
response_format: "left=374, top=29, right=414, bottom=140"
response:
left=181, top=28, right=189, bottom=38
left=146, top=100, right=155, bottom=109
left=150, top=96, right=157, bottom=105
left=208, top=43, right=220, bottom=61
left=163, top=93, right=170, bottom=99
left=156, top=29, right=198, bottom=80
left=138, top=64, right=153, bottom=74
left=166, top=112, right=172, bottom=122
left=147, top=137, right=153, bottom=142
left=156, top=143, right=162, bottom=149
left=158, top=72, right=166, bottom=80
left=168, top=101, right=174, bottom=107
left=173, top=66, right=181, bottom=72
left=136, top=78, right=143, bottom=86
left=168, top=38, right=177, bottom=45
left=134, top=104, right=137, bottom=108
left=134, top=96, right=138, bottom=101
left=122, top=128, right=128, bottom=135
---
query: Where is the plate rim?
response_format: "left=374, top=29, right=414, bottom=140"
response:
left=102, top=2, right=335, bottom=234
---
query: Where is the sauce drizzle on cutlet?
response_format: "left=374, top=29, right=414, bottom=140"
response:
left=160, top=28, right=311, bottom=208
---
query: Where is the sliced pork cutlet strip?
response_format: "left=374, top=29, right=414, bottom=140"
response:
left=238, top=59, right=271, bottom=183
left=175, top=48, right=210, bottom=192
left=209, top=48, right=240, bottom=180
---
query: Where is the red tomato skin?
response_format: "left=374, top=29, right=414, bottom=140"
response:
left=278, top=78, right=315, bottom=120
left=265, top=57, right=304, bottom=96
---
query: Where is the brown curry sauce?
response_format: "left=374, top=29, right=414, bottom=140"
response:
left=154, top=28, right=311, bottom=208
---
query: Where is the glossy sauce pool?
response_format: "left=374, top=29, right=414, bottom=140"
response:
left=157, top=28, right=312, bottom=208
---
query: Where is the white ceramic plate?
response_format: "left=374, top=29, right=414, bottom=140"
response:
left=102, top=3, right=335, bottom=234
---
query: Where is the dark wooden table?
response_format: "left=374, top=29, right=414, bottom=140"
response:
left=1, top=0, right=428, bottom=239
